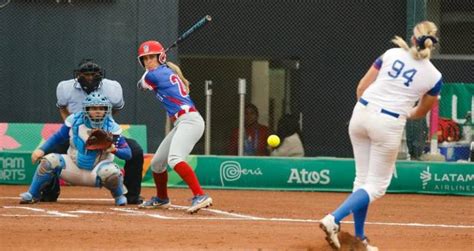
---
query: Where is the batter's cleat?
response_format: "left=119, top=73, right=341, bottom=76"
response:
left=19, top=192, right=39, bottom=204
left=187, top=194, right=213, bottom=214
left=360, top=237, right=379, bottom=251
left=138, top=196, right=170, bottom=209
left=319, top=214, right=341, bottom=249
left=114, top=195, right=127, bottom=206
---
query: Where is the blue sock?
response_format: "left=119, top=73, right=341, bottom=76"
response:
left=332, top=189, right=370, bottom=223
left=28, top=170, right=53, bottom=198
left=353, top=203, right=368, bottom=239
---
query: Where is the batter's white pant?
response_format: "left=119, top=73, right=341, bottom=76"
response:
left=151, top=112, right=205, bottom=173
left=349, top=102, right=406, bottom=202
left=59, top=155, right=115, bottom=187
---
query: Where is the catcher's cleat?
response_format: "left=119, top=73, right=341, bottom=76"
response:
left=360, top=237, right=379, bottom=251
left=138, top=196, right=170, bottom=209
left=114, top=195, right=127, bottom=206
left=187, top=194, right=213, bottom=214
left=320, top=214, right=341, bottom=249
left=19, top=192, right=39, bottom=204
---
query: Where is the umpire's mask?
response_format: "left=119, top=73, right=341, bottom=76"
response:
left=75, top=61, right=104, bottom=94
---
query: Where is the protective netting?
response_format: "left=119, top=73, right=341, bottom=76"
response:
left=0, top=0, right=471, bottom=157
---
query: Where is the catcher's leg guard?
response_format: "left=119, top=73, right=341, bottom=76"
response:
left=96, top=161, right=128, bottom=205
left=26, top=154, right=65, bottom=200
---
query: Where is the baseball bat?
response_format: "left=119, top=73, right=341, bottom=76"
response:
left=165, top=15, right=212, bottom=52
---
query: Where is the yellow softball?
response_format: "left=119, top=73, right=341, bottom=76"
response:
left=267, top=134, right=281, bottom=148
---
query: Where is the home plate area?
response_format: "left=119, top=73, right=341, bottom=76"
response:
left=1, top=200, right=259, bottom=220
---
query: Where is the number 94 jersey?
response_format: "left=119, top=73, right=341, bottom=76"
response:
left=362, top=48, right=442, bottom=116
left=143, top=64, right=195, bottom=117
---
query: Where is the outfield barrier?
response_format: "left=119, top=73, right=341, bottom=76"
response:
left=1, top=152, right=472, bottom=196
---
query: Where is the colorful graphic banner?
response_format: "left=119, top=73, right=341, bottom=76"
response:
left=0, top=123, right=147, bottom=152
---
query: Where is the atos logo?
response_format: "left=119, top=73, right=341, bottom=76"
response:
left=287, top=168, right=330, bottom=185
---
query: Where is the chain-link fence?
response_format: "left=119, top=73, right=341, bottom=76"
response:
left=1, top=0, right=472, bottom=158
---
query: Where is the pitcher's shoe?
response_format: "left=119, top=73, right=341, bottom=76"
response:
left=138, top=196, right=170, bottom=209
left=114, top=195, right=127, bottom=206
left=319, top=214, right=341, bottom=249
left=19, top=192, right=39, bottom=204
left=360, top=237, right=379, bottom=251
left=187, top=194, right=212, bottom=214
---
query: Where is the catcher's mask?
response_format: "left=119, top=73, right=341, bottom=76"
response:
left=137, top=40, right=167, bottom=68
left=75, top=59, right=105, bottom=94
left=82, top=91, right=112, bottom=129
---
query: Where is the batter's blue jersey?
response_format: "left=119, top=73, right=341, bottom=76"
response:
left=143, top=65, right=195, bottom=116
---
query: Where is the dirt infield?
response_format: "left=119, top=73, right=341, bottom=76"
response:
left=0, top=185, right=472, bottom=250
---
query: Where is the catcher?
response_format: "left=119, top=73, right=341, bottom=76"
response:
left=20, top=91, right=132, bottom=206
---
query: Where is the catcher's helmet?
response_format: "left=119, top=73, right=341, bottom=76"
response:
left=138, top=40, right=167, bottom=67
left=75, top=59, right=105, bottom=94
left=82, top=91, right=112, bottom=128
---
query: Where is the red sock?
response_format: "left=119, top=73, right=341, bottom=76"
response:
left=173, top=161, right=204, bottom=196
left=152, top=171, right=168, bottom=199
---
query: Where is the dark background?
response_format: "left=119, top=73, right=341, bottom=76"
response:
left=1, top=0, right=472, bottom=156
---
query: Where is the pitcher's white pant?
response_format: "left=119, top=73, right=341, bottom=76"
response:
left=151, top=112, right=205, bottom=173
left=59, top=155, right=114, bottom=187
left=349, top=102, right=406, bottom=202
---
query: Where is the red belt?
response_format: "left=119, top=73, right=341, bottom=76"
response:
left=170, top=106, right=197, bottom=123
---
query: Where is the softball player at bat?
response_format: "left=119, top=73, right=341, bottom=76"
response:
left=20, top=92, right=132, bottom=206
left=136, top=40, right=212, bottom=214
left=320, top=21, right=442, bottom=250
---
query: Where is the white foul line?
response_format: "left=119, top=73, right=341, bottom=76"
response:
left=1, top=196, right=473, bottom=228
left=112, top=207, right=474, bottom=229
left=3, top=206, right=78, bottom=217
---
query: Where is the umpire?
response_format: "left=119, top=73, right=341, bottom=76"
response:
left=41, top=59, right=144, bottom=204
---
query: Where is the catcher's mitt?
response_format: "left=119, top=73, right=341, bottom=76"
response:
left=86, top=129, right=114, bottom=151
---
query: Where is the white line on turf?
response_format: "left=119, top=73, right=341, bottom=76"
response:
left=3, top=206, right=78, bottom=217
left=1, top=197, right=473, bottom=228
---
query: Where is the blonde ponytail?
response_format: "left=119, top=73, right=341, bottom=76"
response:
left=392, top=35, right=410, bottom=50
left=392, top=21, right=438, bottom=60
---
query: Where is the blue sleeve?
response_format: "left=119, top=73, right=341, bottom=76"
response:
left=39, top=124, right=70, bottom=152
left=113, top=136, right=132, bottom=160
left=427, top=77, right=443, bottom=96
left=373, top=57, right=383, bottom=70
left=144, top=71, right=159, bottom=90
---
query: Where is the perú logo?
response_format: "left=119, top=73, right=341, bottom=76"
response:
left=219, top=161, right=262, bottom=186
left=420, top=166, right=432, bottom=189
left=287, top=168, right=330, bottom=185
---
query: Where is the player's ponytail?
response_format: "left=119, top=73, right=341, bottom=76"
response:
left=392, top=21, right=438, bottom=60
left=391, top=36, right=410, bottom=50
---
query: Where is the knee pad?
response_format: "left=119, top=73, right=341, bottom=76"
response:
left=38, top=154, right=65, bottom=176
left=96, top=161, right=121, bottom=189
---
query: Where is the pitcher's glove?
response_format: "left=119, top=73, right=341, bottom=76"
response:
left=86, top=129, right=114, bottom=151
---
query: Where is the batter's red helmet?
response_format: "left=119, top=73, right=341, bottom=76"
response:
left=138, top=40, right=167, bottom=67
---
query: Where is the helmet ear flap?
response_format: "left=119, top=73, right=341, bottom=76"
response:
left=158, top=53, right=167, bottom=64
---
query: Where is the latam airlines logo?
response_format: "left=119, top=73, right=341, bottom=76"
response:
left=420, top=166, right=474, bottom=192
